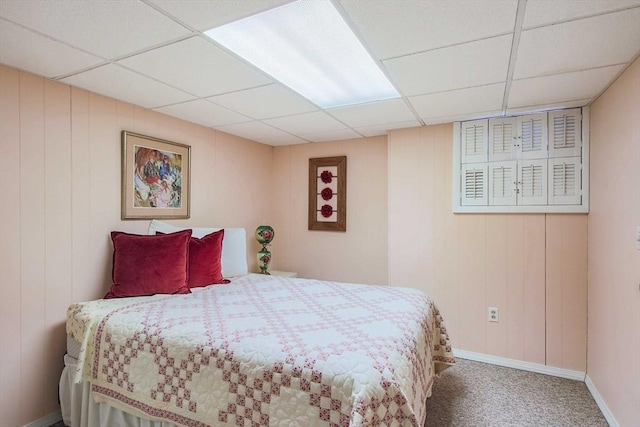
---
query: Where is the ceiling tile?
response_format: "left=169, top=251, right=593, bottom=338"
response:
left=119, top=36, right=273, bottom=98
left=508, top=65, right=625, bottom=109
left=299, top=128, right=362, bottom=143
left=515, top=8, right=640, bottom=79
left=409, top=83, right=505, bottom=120
left=208, top=84, right=317, bottom=119
left=355, top=120, right=421, bottom=137
left=523, top=0, right=640, bottom=29
left=0, top=19, right=103, bottom=78
left=0, top=0, right=190, bottom=59
left=506, top=99, right=591, bottom=116
left=216, top=120, right=299, bottom=143
left=148, top=0, right=290, bottom=31
left=60, top=64, right=193, bottom=109
left=384, top=35, right=512, bottom=97
left=256, top=134, right=309, bottom=146
left=327, top=98, right=417, bottom=128
left=421, top=112, right=502, bottom=126
left=154, top=99, right=250, bottom=127
left=2, top=0, right=637, bottom=145
left=264, top=111, right=348, bottom=135
left=340, top=0, right=518, bottom=59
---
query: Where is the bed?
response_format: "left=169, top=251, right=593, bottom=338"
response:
left=59, top=223, right=454, bottom=427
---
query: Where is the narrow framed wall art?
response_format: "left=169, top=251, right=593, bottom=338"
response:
left=121, top=130, right=191, bottom=220
left=308, top=156, right=347, bottom=231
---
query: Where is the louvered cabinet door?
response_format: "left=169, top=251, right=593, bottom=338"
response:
left=517, top=113, right=548, bottom=160
left=488, top=161, right=517, bottom=205
left=453, top=107, right=588, bottom=213
left=549, top=109, right=582, bottom=158
left=460, top=119, right=488, bottom=164
left=548, top=157, right=581, bottom=205
left=488, top=118, right=516, bottom=162
left=517, top=159, right=548, bottom=205
left=460, top=164, right=488, bottom=206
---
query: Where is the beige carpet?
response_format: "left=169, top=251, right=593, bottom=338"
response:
left=425, top=358, right=608, bottom=427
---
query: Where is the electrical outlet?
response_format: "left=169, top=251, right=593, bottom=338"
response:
left=488, top=307, right=499, bottom=323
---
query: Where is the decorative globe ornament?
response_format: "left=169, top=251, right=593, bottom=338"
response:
left=255, top=225, right=275, bottom=274
left=255, top=225, right=275, bottom=245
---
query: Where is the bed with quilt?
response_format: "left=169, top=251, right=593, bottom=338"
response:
left=59, top=221, right=455, bottom=427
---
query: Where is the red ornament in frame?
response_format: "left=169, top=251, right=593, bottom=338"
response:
left=308, top=156, right=346, bottom=232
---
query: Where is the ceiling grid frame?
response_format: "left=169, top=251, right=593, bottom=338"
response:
left=0, top=0, right=637, bottom=145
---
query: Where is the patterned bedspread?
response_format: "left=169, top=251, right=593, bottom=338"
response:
left=67, top=274, right=454, bottom=427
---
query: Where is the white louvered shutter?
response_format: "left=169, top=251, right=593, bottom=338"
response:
left=517, top=159, right=547, bottom=205
left=489, top=118, right=516, bottom=162
left=517, top=113, right=547, bottom=160
left=454, top=108, right=588, bottom=213
left=461, top=164, right=488, bottom=206
left=489, top=161, right=517, bottom=205
left=548, top=157, right=581, bottom=205
left=549, top=109, right=582, bottom=158
left=461, top=120, right=488, bottom=164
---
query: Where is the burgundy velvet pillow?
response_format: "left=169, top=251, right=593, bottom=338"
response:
left=104, top=229, right=192, bottom=299
left=158, top=230, right=226, bottom=288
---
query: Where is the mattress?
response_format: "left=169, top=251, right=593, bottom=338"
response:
left=63, top=274, right=454, bottom=426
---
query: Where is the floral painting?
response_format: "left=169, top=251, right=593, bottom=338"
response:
left=121, top=131, right=190, bottom=219
left=133, top=146, right=182, bottom=208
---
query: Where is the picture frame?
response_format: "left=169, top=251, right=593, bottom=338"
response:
left=308, top=156, right=347, bottom=231
left=121, top=130, right=191, bottom=220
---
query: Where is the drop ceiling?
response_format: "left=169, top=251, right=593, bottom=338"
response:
left=1, top=0, right=638, bottom=146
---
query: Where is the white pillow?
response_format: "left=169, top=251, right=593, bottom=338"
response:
left=148, top=219, right=248, bottom=277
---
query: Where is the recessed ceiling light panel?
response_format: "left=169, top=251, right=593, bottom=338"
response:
left=204, top=0, right=399, bottom=109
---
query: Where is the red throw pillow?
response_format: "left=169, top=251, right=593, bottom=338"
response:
left=158, top=230, right=227, bottom=288
left=104, top=229, right=192, bottom=299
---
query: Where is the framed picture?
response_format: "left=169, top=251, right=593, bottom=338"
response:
left=308, top=156, right=346, bottom=231
left=121, top=131, right=191, bottom=220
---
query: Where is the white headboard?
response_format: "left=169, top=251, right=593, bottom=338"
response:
left=148, top=219, right=248, bottom=277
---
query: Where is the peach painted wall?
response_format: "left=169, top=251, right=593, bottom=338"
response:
left=588, top=57, right=640, bottom=427
left=271, top=137, right=388, bottom=285
left=0, top=65, right=273, bottom=426
left=387, top=124, right=588, bottom=370
left=3, top=56, right=636, bottom=426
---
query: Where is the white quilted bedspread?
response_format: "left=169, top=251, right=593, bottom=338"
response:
left=67, top=274, right=454, bottom=427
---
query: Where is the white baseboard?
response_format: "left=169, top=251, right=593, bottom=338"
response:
left=585, top=374, right=618, bottom=427
left=25, top=410, right=62, bottom=427
left=452, top=348, right=586, bottom=381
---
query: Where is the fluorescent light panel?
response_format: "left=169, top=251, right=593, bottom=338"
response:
left=204, top=0, right=399, bottom=109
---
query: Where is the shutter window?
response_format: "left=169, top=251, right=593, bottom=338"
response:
left=453, top=108, right=587, bottom=213
left=518, top=113, right=547, bottom=159
left=461, top=164, right=488, bottom=206
left=461, top=120, right=488, bottom=163
left=489, top=118, right=516, bottom=162
left=553, top=116, right=576, bottom=149
left=489, top=161, right=516, bottom=205
left=549, top=109, right=582, bottom=158
left=518, top=159, right=547, bottom=205
left=548, top=157, right=581, bottom=205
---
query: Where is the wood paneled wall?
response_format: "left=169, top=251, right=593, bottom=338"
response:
left=0, top=65, right=273, bottom=426
left=588, top=57, right=640, bottom=427
left=271, top=136, right=388, bottom=285
left=4, top=58, right=634, bottom=424
left=388, top=124, right=588, bottom=371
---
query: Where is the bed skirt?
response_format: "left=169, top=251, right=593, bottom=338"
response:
left=60, top=354, right=177, bottom=427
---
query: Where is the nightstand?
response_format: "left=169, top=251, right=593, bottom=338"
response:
left=269, top=270, right=297, bottom=278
